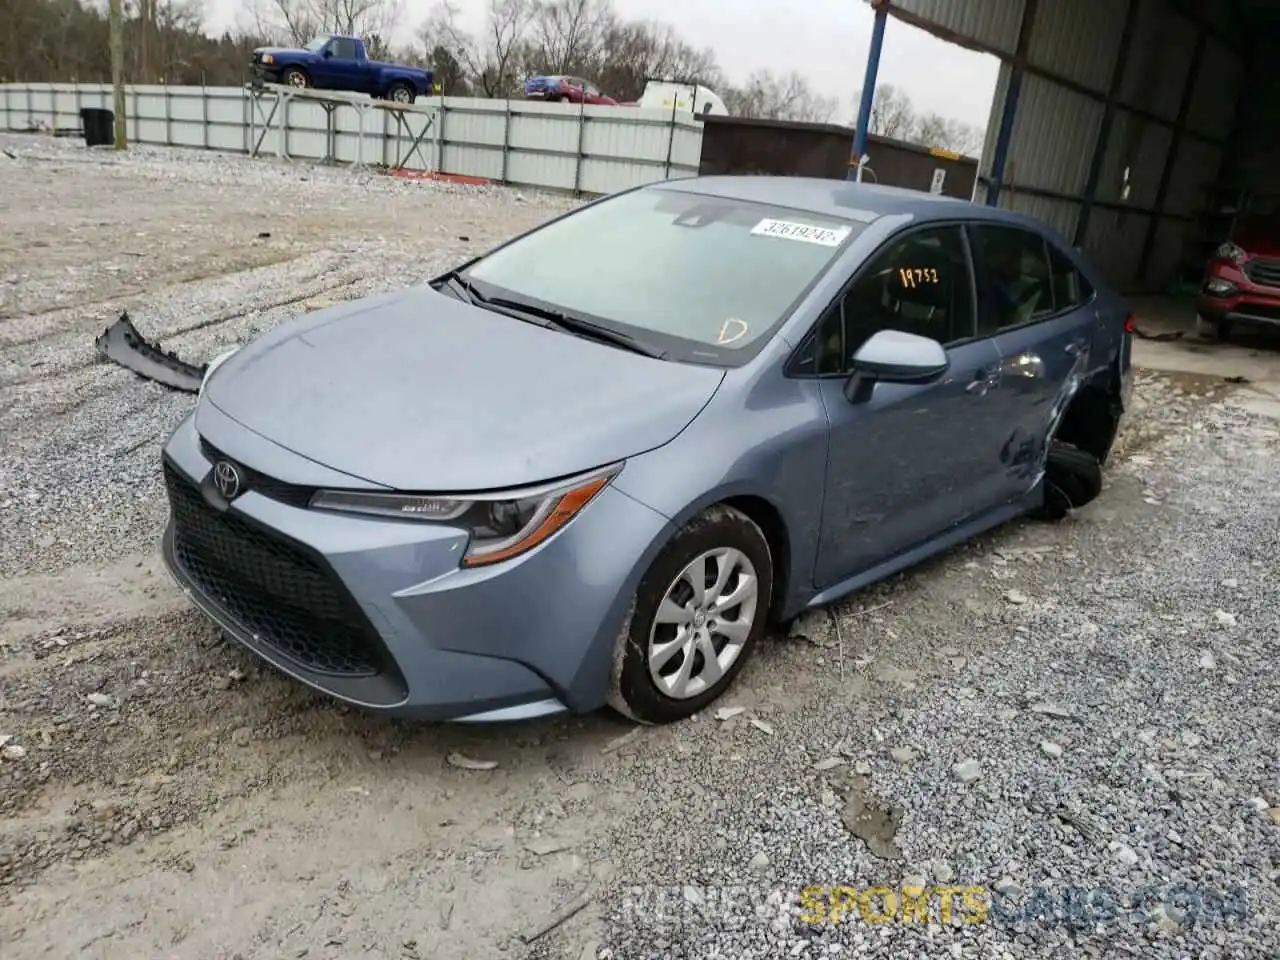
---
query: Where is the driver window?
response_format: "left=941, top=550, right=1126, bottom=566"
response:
left=329, top=37, right=357, bottom=59
left=816, top=225, right=975, bottom=374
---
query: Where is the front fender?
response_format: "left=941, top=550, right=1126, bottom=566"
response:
left=612, top=374, right=830, bottom=620
left=279, top=52, right=317, bottom=67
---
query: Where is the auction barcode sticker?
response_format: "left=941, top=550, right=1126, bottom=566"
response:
left=750, top=219, right=852, bottom=247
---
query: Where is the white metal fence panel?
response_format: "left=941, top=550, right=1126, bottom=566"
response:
left=0, top=83, right=706, bottom=196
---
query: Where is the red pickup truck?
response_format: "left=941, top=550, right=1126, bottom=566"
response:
left=1196, top=209, right=1280, bottom=341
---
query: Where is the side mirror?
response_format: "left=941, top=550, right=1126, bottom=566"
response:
left=323, top=48, right=333, bottom=58
left=843, top=329, right=949, bottom=403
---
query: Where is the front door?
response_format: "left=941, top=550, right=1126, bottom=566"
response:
left=967, top=224, right=1101, bottom=501
left=810, top=224, right=1011, bottom=588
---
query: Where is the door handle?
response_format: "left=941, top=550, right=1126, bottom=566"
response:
left=1007, top=352, right=1045, bottom=379
left=966, top=369, right=1000, bottom=395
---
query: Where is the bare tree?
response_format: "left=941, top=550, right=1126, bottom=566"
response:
left=592, top=19, right=721, bottom=101
left=420, top=0, right=531, bottom=97
left=912, top=110, right=986, bottom=156
left=852, top=82, right=916, bottom=140
left=527, top=0, right=610, bottom=74
left=724, top=69, right=837, bottom=123
left=249, top=0, right=404, bottom=47
left=109, top=0, right=126, bottom=146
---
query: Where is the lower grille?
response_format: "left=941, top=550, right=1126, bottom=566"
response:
left=164, top=462, right=387, bottom=677
left=1244, top=258, right=1280, bottom=288
left=1233, top=301, right=1280, bottom=322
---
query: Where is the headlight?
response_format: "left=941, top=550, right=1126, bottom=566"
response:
left=1215, top=242, right=1246, bottom=262
left=309, top=464, right=620, bottom=567
left=262, top=54, right=275, bottom=64
left=200, top=347, right=240, bottom=396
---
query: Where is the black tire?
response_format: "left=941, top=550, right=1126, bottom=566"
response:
left=281, top=67, right=310, bottom=89
left=1033, top=440, right=1103, bottom=521
left=608, top=505, right=773, bottom=724
left=1195, top=314, right=1232, bottom=342
left=386, top=82, right=416, bottom=104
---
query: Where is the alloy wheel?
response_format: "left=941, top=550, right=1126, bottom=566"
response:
left=647, top=547, right=759, bottom=700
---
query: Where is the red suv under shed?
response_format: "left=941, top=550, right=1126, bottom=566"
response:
left=1196, top=209, right=1280, bottom=340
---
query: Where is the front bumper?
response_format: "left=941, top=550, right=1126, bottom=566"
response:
left=250, top=63, right=283, bottom=85
left=159, top=411, right=672, bottom=721
left=1196, top=261, right=1280, bottom=327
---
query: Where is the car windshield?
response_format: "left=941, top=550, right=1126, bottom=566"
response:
left=462, top=187, right=863, bottom=364
left=304, top=36, right=331, bottom=52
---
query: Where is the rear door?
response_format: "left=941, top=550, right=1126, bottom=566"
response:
left=967, top=223, right=1099, bottom=502
left=803, top=223, right=1010, bottom=587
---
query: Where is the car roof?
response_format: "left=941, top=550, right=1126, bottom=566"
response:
left=653, top=175, right=1053, bottom=234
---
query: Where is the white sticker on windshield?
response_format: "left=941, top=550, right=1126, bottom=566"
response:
left=750, top=218, right=851, bottom=247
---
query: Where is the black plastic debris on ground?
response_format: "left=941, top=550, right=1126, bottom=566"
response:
left=94, top=311, right=208, bottom=393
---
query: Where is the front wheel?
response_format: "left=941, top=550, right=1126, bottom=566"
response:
left=386, top=83, right=416, bottom=104
left=281, top=67, right=310, bottom=89
left=1195, top=313, right=1232, bottom=342
left=608, top=505, right=773, bottom=724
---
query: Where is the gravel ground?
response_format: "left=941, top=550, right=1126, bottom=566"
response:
left=1, top=134, right=1278, bottom=960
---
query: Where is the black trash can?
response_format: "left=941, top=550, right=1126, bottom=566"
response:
left=80, top=107, right=114, bottom=147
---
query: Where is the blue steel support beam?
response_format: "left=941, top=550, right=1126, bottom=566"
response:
left=1074, top=0, right=1140, bottom=246
left=850, top=0, right=890, bottom=181
left=1137, top=20, right=1208, bottom=283
left=986, top=0, right=1039, bottom=206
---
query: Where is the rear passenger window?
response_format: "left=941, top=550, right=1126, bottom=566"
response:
left=1048, top=244, right=1094, bottom=310
left=970, top=224, right=1055, bottom=331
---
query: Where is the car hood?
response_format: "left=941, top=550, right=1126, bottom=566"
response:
left=203, top=286, right=725, bottom=491
left=253, top=46, right=306, bottom=56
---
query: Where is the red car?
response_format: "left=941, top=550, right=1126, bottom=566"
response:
left=523, top=75, right=617, bottom=105
left=1196, top=208, right=1280, bottom=340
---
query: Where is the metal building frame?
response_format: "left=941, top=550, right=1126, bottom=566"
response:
left=851, top=0, right=1249, bottom=290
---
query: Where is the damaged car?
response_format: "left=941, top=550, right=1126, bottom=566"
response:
left=158, top=177, right=1133, bottom=724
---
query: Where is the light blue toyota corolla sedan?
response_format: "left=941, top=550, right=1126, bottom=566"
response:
left=160, top=176, right=1133, bottom=725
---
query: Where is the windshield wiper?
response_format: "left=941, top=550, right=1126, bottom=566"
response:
left=437, top=274, right=667, bottom=360
left=436, top=271, right=484, bottom=305
left=485, top=296, right=667, bottom=360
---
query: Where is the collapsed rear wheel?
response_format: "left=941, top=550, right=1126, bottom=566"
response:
left=386, top=82, right=415, bottom=104
left=281, top=67, right=310, bottom=89
left=609, top=505, right=773, bottom=724
left=1033, top=440, right=1103, bottom=521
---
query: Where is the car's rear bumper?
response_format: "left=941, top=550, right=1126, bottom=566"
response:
left=159, top=411, right=672, bottom=721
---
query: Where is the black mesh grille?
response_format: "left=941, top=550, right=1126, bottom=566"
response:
left=1244, top=258, right=1280, bottom=289
left=164, top=461, right=386, bottom=677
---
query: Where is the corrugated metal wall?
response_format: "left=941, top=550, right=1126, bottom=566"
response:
left=0, top=83, right=704, bottom=196
left=892, top=0, right=1247, bottom=293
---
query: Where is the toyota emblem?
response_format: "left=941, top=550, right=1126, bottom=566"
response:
left=212, top=460, right=242, bottom=500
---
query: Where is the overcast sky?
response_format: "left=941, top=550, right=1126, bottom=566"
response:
left=205, top=0, right=1000, bottom=129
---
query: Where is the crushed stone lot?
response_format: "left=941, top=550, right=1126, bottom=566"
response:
left=1, top=133, right=1278, bottom=959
